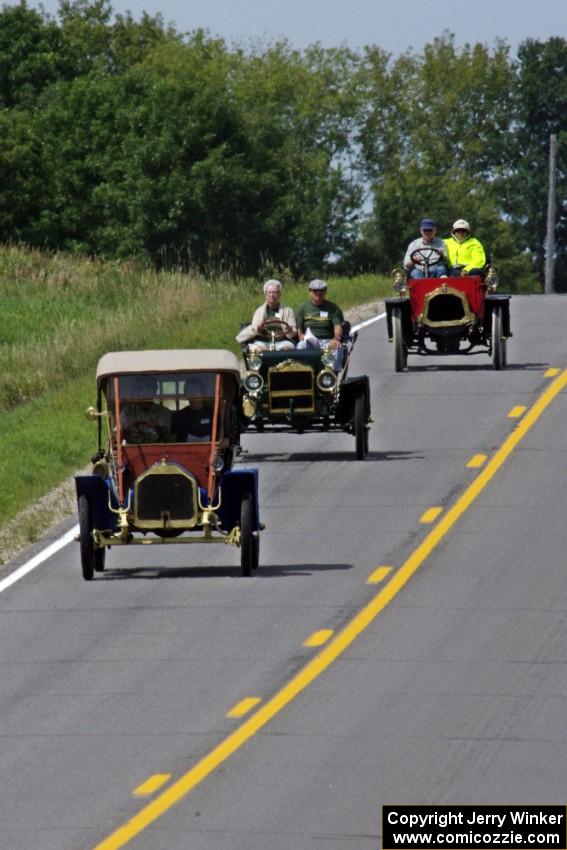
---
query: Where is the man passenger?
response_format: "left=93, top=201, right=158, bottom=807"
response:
left=444, top=219, right=487, bottom=276
left=296, top=279, right=345, bottom=371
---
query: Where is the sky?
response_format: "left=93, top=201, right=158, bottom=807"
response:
left=32, top=0, right=566, bottom=57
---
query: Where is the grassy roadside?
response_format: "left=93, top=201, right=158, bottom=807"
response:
left=0, top=247, right=391, bottom=560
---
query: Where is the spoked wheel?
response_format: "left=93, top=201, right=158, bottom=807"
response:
left=78, top=495, right=95, bottom=581
left=240, top=492, right=259, bottom=576
left=491, top=307, right=507, bottom=370
left=354, top=394, right=369, bottom=460
left=392, top=307, right=407, bottom=372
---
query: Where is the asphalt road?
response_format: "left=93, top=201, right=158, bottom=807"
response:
left=1, top=294, right=567, bottom=850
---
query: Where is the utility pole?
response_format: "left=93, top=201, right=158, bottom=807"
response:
left=544, top=133, right=557, bottom=294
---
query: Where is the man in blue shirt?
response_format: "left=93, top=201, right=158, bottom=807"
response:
left=404, top=218, right=448, bottom=278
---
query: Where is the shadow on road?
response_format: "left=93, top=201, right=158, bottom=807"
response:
left=99, top=561, right=353, bottom=580
left=406, top=361, right=547, bottom=372
left=242, top=450, right=421, bottom=463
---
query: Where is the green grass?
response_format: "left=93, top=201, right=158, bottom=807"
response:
left=0, top=245, right=391, bottom=542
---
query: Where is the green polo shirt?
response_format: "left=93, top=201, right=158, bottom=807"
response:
left=296, top=299, right=344, bottom=340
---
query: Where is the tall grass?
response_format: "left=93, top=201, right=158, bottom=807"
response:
left=0, top=244, right=391, bottom=547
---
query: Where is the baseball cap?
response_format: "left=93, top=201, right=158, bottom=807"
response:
left=309, top=279, right=327, bottom=290
left=452, top=219, right=470, bottom=231
left=420, top=218, right=437, bottom=229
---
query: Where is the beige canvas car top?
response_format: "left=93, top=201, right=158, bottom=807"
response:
left=96, top=349, right=240, bottom=382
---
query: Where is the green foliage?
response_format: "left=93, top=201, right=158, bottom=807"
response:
left=0, top=3, right=65, bottom=107
left=0, top=4, right=362, bottom=275
left=504, top=38, right=567, bottom=289
left=354, top=33, right=518, bottom=276
left=0, top=5, right=560, bottom=288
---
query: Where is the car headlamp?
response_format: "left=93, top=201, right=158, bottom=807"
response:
left=247, top=353, right=263, bottom=372
left=212, top=455, right=225, bottom=473
left=321, top=348, right=335, bottom=368
left=244, top=372, right=264, bottom=392
left=317, top=369, right=337, bottom=392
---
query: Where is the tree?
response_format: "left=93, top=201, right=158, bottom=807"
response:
left=504, top=38, right=567, bottom=290
left=0, top=3, right=66, bottom=107
left=0, top=107, right=46, bottom=239
left=355, top=34, right=516, bottom=277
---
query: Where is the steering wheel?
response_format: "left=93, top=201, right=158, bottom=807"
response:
left=261, top=318, right=292, bottom=340
left=411, top=247, right=444, bottom=268
left=126, top=420, right=168, bottom=443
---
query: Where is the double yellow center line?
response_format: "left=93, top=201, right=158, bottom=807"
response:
left=94, top=369, right=567, bottom=850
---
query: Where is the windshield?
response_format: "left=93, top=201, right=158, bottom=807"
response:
left=103, top=372, right=234, bottom=444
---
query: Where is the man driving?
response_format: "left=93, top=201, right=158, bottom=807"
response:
left=119, top=374, right=171, bottom=443
left=236, top=279, right=297, bottom=351
left=404, top=218, right=448, bottom=278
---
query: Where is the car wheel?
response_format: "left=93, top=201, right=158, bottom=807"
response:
left=78, top=495, right=95, bottom=581
left=240, top=493, right=258, bottom=576
left=392, top=307, right=407, bottom=372
left=492, top=307, right=507, bottom=371
left=354, top=394, right=368, bottom=460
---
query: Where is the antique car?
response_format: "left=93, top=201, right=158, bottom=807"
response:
left=385, top=248, right=511, bottom=371
left=75, top=349, right=262, bottom=580
left=239, top=322, right=372, bottom=459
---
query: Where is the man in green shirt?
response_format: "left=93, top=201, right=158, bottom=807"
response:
left=296, top=279, right=345, bottom=370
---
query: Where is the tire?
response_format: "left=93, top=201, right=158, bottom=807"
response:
left=491, top=307, right=507, bottom=371
left=240, top=493, right=259, bottom=576
left=354, top=394, right=368, bottom=460
left=78, top=495, right=95, bottom=581
left=392, top=308, right=407, bottom=372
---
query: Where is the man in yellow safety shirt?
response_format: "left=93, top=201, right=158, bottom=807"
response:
left=444, top=219, right=486, bottom=276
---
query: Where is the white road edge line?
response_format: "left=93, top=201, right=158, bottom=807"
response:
left=1, top=310, right=386, bottom=595
left=0, top=524, right=79, bottom=595
left=351, top=311, right=386, bottom=333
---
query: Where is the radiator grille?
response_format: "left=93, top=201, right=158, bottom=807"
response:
left=426, top=294, right=466, bottom=323
left=268, top=366, right=314, bottom=413
left=269, top=371, right=312, bottom=392
left=134, top=464, right=198, bottom=528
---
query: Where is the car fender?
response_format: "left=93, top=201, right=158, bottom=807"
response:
left=217, top=467, right=260, bottom=532
left=75, top=474, right=118, bottom=532
left=385, top=297, right=412, bottom=342
left=484, top=294, right=511, bottom=337
left=336, top=374, right=371, bottom=422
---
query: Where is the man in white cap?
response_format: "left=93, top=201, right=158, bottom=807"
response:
left=444, top=219, right=486, bottom=276
left=296, top=279, right=345, bottom=370
left=236, top=279, right=297, bottom=351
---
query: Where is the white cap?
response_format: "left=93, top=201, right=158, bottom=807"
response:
left=308, top=279, right=327, bottom=290
left=452, top=219, right=470, bottom=231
